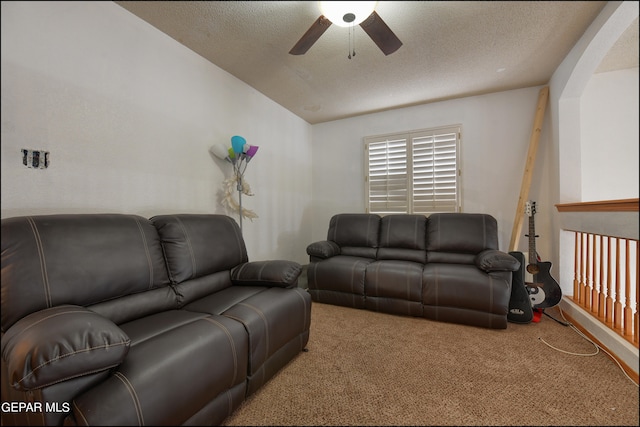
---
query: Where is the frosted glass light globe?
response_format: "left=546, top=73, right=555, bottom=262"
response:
left=319, top=1, right=377, bottom=27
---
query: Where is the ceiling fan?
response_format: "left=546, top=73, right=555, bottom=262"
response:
left=289, top=1, right=402, bottom=56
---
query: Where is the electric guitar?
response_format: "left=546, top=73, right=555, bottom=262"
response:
left=525, top=201, right=562, bottom=309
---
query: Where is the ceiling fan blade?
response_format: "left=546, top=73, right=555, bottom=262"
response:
left=359, top=10, right=402, bottom=55
left=289, top=15, right=332, bottom=55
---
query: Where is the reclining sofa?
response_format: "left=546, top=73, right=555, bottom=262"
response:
left=306, top=213, right=520, bottom=329
left=1, top=213, right=311, bottom=426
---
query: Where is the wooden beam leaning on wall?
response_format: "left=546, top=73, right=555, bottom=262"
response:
left=509, top=86, right=549, bottom=252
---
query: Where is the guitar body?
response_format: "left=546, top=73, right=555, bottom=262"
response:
left=507, top=251, right=534, bottom=323
left=526, top=261, right=562, bottom=309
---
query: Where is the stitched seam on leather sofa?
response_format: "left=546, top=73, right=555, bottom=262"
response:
left=133, top=216, right=154, bottom=290
left=293, top=288, right=310, bottom=332
left=17, top=343, right=131, bottom=388
left=225, top=389, right=233, bottom=420
left=434, top=265, right=440, bottom=314
left=203, top=317, right=239, bottom=388
left=26, top=217, right=52, bottom=308
left=482, top=215, right=487, bottom=248
left=18, top=342, right=131, bottom=381
left=330, top=216, right=339, bottom=242
left=349, top=261, right=359, bottom=296
left=374, top=262, right=380, bottom=311
left=257, top=262, right=267, bottom=281
left=175, top=216, right=197, bottom=279
left=489, top=275, right=494, bottom=327
left=237, top=303, right=269, bottom=357
left=367, top=215, right=376, bottom=247
left=11, top=309, right=105, bottom=335
left=233, top=263, right=246, bottom=278
left=71, top=400, right=89, bottom=426
left=21, top=363, right=123, bottom=391
left=383, top=217, right=391, bottom=247
left=405, top=265, right=411, bottom=314
left=113, top=371, right=144, bottom=425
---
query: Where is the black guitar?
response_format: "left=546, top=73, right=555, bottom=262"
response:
left=524, top=201, right=562, bottom=309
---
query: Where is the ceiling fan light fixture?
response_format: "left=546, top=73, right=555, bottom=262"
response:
left=319, top=1, right=377, bottom=27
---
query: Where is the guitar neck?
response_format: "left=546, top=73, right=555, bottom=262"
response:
left=528, top=212, right=537, bottom=266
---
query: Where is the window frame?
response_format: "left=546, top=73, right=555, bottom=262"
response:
left=364, top=125, right=462, bottom=215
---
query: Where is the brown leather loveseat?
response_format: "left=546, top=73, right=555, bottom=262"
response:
left=1, top=213, right=311, bottom=426
left=306, top=213, right=519, bottom=329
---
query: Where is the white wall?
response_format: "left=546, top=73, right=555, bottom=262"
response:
left=581, top=68, right=639, bottom=201
left=549, top=2, right=638, bottom=374
left=0, top=1, right=314, bottom=263
left=311, top=86, right=553, bottom=255
left=2, top=1, right=636, bottom=271
left=550, top=0, right=639, bottom=294
left=553, top=68, right=639, bottom=299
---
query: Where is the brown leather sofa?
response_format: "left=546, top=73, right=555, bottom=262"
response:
left=1, top=213, right=311, bottom=426
left=306, top=213, right=519, bottom=329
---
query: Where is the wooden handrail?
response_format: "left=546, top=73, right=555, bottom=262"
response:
left=556, top=198, right=639, bottom=212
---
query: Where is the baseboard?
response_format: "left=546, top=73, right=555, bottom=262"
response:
left=559, top=297, right=639, bottom=383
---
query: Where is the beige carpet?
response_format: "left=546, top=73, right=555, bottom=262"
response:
left=223, top=302, right=639, bottom=426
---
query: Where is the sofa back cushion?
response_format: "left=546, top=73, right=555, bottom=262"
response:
left=0, top=214, right=171, bottom=332
left=377, top=214, right=427, bottom=263
left=327, top=214, right=380, bottom=258
left=426, top=213, right=499, bottom=264
left=151, top=214, right=248, bottom=284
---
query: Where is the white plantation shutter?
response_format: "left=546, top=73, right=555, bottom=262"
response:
left=367, top=137, right=408, bottom=214
left=365, top=126, right=461, bottom=215
left=411, top=128, right=460, bottom=214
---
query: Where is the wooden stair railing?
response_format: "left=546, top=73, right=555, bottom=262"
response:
left=557, top=198, right=639, bottom=346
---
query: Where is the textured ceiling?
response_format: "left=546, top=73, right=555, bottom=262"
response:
left=115, top=1, right=638, bottom=124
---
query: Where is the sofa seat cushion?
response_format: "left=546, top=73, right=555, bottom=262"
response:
left=182, top=286, right=311, bottom=396
left=422, top=264, right=511, bottom=315
left=366, top=260, right=425, bottom=301
left=70, top=313, right=248, bottom=426
left=222, top=287, right=312, bottom=395
left=181, top=286, right=267, bottom=316
left=118, top=309, right=211, bottom=344
left=364, top=260, right=424, bottom=316
left=307, top=256, right=373, bottom=308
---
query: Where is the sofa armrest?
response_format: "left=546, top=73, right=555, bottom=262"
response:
left=306, top=240, right=340, bottom=260
left=1, top=305, right=130, bottom=391
left=475, top=249, right=521, bottom=272
left=231, top=260, right=302, bottom=288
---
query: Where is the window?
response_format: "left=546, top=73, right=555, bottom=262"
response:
left=365, top=125, right=461, bottom=215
